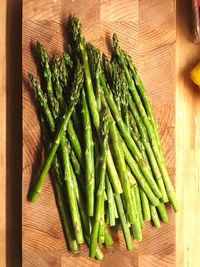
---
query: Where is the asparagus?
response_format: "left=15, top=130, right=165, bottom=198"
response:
left=124, top=52, right=161, bottom=148
left=81, top=88, right=95, bottom=216
left=59, top=52, right=83, bottom=143
left=52, top=57, right=84, bottom=167
left=36, top=42, right=59, bottom=118
left=89, top=108, right=109, bottom=258
left=87, top=43, right=102, bottom=112
left=104, top=226, right=113, bottom=248
left=128, top=97, right=168, bottom=202
left=32, top=66, right=84, bottom=244
left=62, top=138, right=84, bottom=244
left=100, top=71, right=162, bottom=199
left=98, top=200, right=105, bottom=244
left=71, top=17, right=99, bottom=130
left=157, top=203, right=169, bottom=223
left=34, top=70, right=105, bottom=257
left=27, top=17, right=177, bottom=259
left=140, top=187, right=151, bottom=222
left=102, top=57, right=165, bottom=217
left=109, top=119, right=135, bottom=225
left=114, top=194, right=133, bottom=251
left=150, top=205, right=161, bottom=228
left=70, top=25, right=123, bottom=195
left=41, top=111, right=103, bottom=258
left=133, top=184, right=144, bottom=229
left=99, top=86, right=160, bottom=207
left=69, top=148, right=85, bottom=189
left=28, top=60, right=83, bottom=203
left=41, top=117, right=79, bottom=252
left=87, top=43, right=161, bottom=203
left=113, top=34, right=178, bottom=212
left=131, top=188, right=143, bottom=241
left=106, top=175, right=116, bottom=226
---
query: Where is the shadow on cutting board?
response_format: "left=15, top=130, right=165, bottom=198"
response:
left=6, top=0, right=22, bottom=266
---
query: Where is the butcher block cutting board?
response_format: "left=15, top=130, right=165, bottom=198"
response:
left=22, top=0, right=176, bottom=266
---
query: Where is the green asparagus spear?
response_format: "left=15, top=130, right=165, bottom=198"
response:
left=71, top=17, right=123, bottom=195
left=59, top=52, right=83, bottom=142
left=131, top=187, right=143, bottom=240
left=140, top=187, right=151, bottom=222
left=109, top=119, right=135, bottom=224
left=52, top=57, right=84, bottom=167
left=114, top=194, right=133, bottom=251
left=41, top=116, right=103, bottom=257
left=28, top=60, right=83, bottom=203
left=81, top=89, right=95, bottom=216
left=89, top=108, right=109, bottom=258
left=106, top=175, right=116, bottom=226
left=157, top=202, right=169, bottom=223
left=41, top=117, right=79, bottom=252
left=99, top=85, right=160, bottom=207
left=36, top=42, right=59, bottom=118
left=100, top=62, right=162, bottom=199
left=98, top=200, right=105, bottom=244
left=133, top=184, right=144, bottom=229
left=150, top=205, right=161, bottom=228
left=113, top=34, right=178, bottom=212
left=31, top=68, right=84, bottom=244
left=128, top=97, right=168, bottom=202
left=104, top=226, right=113, bottom=248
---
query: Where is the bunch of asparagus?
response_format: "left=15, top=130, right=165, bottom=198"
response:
left=28, top=16, right=178, bottom=260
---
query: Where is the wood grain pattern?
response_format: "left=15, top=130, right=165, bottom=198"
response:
left=0, top=0, right=7, bottom=266
left=23, top=0, right=176, bottom=266
left=176, top=1, right=200, bottom=266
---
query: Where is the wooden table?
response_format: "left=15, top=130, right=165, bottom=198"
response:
left=0, top=0, right=200, bottom=266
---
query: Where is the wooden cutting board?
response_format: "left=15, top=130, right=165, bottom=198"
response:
left=23, top=0, right=176, bottom=266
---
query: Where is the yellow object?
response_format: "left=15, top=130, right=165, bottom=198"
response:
left=190, top=62, right=200, bottom=86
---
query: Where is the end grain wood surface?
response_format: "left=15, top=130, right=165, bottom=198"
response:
left=23, top=0, right=176, bottom=266
left=0, top=0, right=200, bottom=266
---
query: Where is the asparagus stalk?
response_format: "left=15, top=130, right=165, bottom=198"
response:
left=41, top=117, right=79, bottom=252
left=62, top=139, right=84, bottom=244
left=102, top=57, right=164, bottom=216
left=71, top=17, right=123, bottom=195
left=36, top=42, right=59, bottom=118
left=124, top=52, right=161, bottom=148
left=32, top=66, right=84, bottom=244
left=106, top=175, right=116, bottom=226
left=71, top=17, right=100, bottom=130
left=157, top=203, right=169, bottom=223
left=89, top=108, right=109, bottom=258
left=52, top=57, right=84, bottom=167
left=140, top=187, right=151, bottom=222
left=109, top=119, right=135, bottom=224
left=98, top=200, right=105, bottom=244
left=100, top=71, right=162, bottom=199
left=128, top=97, right=168, bottom=202
left=114, top=194, right=133, bottom=251
left=99, top=83, right=160, bottom=206
left=113, top=34, right=178, bottom=212
left=87, top=43, right=161, bottom=203
left=34, top=73, right=105, bottom=257
left=104, top=226, right=113, bottom=248
left=60, top=52, right=83, bottom=143
left=41, top=116, right=103, bottom=258
left=150, top=205, right=161, bottom=228
left=133, top=184, right=144, bottom=229
left=28, top=60, right=83, bottom=203
left=81, top=88, right=95, bottom=216
left=69, top=148, right=85, bottom=190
